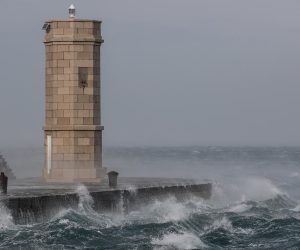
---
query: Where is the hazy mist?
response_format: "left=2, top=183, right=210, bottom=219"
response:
left=1, top=0, right=300, bottom=147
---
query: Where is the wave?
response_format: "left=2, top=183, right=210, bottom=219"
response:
left=1, top=180, right=300, bottom=249
left=290, top=204, right=300, bottom=212
left=210, top=177, right=286, bottom=209
left=152, top=231, right=207, bottom=250
left=0, top=200, right=13, bottom=230
left=227, top=203, right=252, bottom=213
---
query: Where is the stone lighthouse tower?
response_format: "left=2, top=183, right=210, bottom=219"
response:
left=43, top=5, right=106, bottom=182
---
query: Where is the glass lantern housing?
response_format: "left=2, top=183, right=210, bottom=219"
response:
left=69, top=4, right=75, bottom=18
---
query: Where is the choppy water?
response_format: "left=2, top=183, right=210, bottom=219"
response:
left=2, top=146, right=300, bottom=249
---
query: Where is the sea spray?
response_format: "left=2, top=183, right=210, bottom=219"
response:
left=0, top=200, right=13, bottom=229
left=291, top=203, right=300, bottom=212
left=74, top=184, right=117, bottom=228
left=125, top=184, right=137, bottom=195
left=116, top=190, right=125, bottom=215
left=227, top=203, right=252, bottom=213
left=123, top=195, right=209, bottom=225
left=152, top=231, right=207, bottom=249
left=210, top=177, right=285, bottom=208
left=76, top=184, right=94, bottom=213
left=0, top=185, right=299, bottom=249
left=206, top=216, right=233, bottom=232
left=238, top=177, right=283, bottom=201
left=2, top=146, right=300, bottom=249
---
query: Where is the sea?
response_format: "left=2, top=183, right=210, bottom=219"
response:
left=1, top=146, right=300, bottom=249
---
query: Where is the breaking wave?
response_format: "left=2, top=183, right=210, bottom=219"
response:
left=0, top=177, right=300, bottom=249
left=0, top=201, right=13, bottom=230
left=152, top=231, right=207, bottom=249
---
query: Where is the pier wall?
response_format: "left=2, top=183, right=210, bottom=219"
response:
left=3, top=183, right=211, bottom=224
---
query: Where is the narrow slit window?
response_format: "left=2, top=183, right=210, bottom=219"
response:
left=78, top=67, right=88, bottom=89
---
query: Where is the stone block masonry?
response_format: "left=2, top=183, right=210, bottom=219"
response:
left=43, top=19, right=105, bottom=182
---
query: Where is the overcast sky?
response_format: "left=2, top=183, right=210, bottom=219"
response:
left=1, top=0, right=300, bottom=147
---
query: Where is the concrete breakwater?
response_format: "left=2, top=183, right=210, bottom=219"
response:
left=1, top=179, right=212, bottom=224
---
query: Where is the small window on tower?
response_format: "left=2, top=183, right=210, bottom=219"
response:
left=78, top=67, right=88, bottom=90
left=42, top=22, right=50, bottom=32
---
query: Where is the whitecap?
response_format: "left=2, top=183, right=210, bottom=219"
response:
left=58, top=219, right=70, bottom=225
left=210, top=217, right=233, bottom=232
left=227, top=203, right=252, bottom=213
left=152, top=231, right=206, bottom=249
left=204, top=216, right=253, bottom=235
left=126, top=196, right=208, bottom=224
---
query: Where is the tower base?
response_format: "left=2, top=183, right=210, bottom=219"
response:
left=43, top=167, right=107, bottom=183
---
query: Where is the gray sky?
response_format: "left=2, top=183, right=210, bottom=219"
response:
left=1, top=0, right=300, bottom=147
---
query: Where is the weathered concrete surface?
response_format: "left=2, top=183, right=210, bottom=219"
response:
left=0, top=178, right=212, bottom=224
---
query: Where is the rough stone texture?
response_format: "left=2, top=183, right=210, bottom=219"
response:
left=43, top=19, right=105, bottom=182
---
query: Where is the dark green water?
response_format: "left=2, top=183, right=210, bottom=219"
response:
left=1, top=146, right=300, bottom=249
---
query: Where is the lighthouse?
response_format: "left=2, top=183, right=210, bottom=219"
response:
left=42, top=5, right=106, bottom=182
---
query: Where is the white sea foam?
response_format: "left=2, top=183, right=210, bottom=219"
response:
left=290, top=204, right=300, bottom=212
left=125, top=185, right=137, bottom=194
left=74, top=184, right=121, bottom=228
left=147, top=197, right=190, bottom=222
left=227, top=203, right=252, bottom=213
left=76, top=184, right=94, bottom=213
left=84, top=195, right=210, bottom=228
left=203, top=216, right=253, bottom=235
left=51, top=179, right=280, bottom=235
left=58, top=218, right=70, bottom=225
left=0, top=201, right=13, bottom=229
left=126, top=196, right=208, bottom=224
left=51, top=207, right=75, bottom=222
left=152, top=231, right=207, bottom=249
left=210, top=217, right=233, bottom=231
